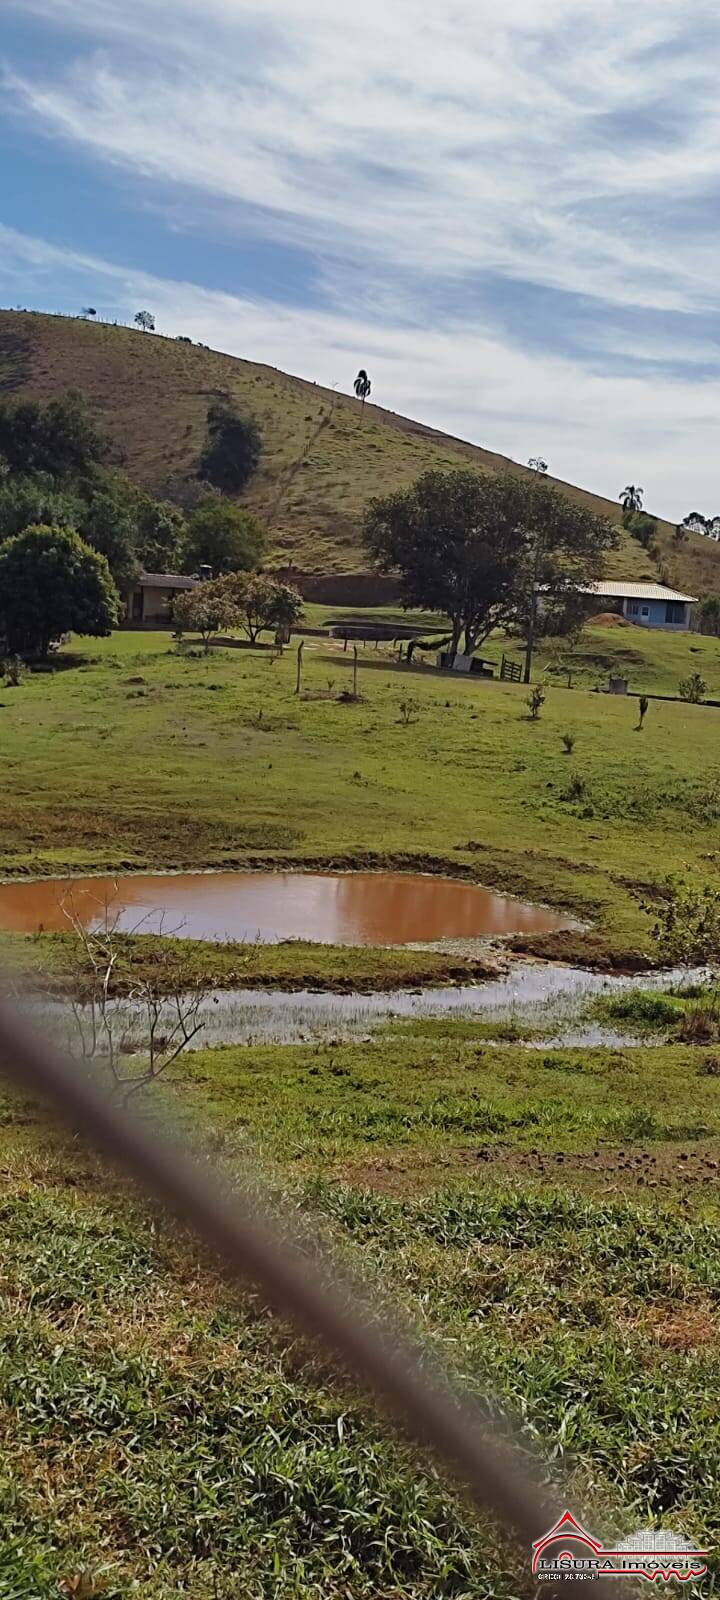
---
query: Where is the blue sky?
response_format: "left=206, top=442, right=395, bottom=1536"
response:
left=1, top=0, right=719, bottom=518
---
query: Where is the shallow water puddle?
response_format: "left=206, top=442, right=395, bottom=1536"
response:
left=20, top=965, right=704, bottom=1053
left=0, top=870, right=571, bottom=945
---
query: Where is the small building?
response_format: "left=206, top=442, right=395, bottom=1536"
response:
left=124, top=572, right=198, bottom=626
left=575, top=580, right=697, bottom=631
left=436, top=650, right=494, bottom=676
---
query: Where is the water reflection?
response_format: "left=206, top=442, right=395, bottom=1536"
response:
left=0, top=871, right=572, bottom=945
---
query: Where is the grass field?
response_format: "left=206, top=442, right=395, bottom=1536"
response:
left=3, top=308, right=720, bottom=597
left=3, top=621, right=720, bottom=1597
left=2, top=1019, right=720, bottom=1597
left=2, top=623, right=720, bottom=966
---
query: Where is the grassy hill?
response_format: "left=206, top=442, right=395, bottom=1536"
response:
left=1, top=308, right=718, bottom=596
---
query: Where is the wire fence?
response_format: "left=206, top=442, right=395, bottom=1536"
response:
left=0, top=995, right=615, bottom=1595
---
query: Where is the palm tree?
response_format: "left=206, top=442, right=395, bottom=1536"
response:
left=620, top=485, right=644, bottom=513
left=353, top=369, right=372, bottom=408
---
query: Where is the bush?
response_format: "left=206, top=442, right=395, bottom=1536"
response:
left=561, top=731, right=576, bottom=755
left=645, top=877, right=720, bottom=968
left=2, top=654, right=26, bottom=686
left=199, top=400, right=262, bottom=493
left=679, top=672, right=707, bottom=704
left=526, top=685, right=545, bottom=720
left=624, top=510, right=658, bottom=551
left=561, top=771, right=587, bottom=803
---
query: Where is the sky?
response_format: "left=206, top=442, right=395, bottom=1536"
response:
left=1, top=0, right=719, bottom=520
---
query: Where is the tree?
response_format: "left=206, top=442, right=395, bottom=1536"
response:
left=134, top=495, right=186, bottom=572
left=172, top=581, right=240, bottom=653
left=0, top=477, right=80, bottom=543
left=134, top=311, right=156, bottom=332
left=679, top=511, right=708, bottom=538
left=181, top=496, right=267, bottom=576
left=698, top=596, right=720, bottom=637
left=528, top=457, right=548, bottom=474
left=0, top=525, right=119, bottom=657
left=364, top=469, right=616, bottom=674
left=199, top=401, right=262, bottom=493
left=78, top=485, right=139, bottom=591
left=0, top=391, right=107, bottom=480
left=678, top=511, right=720, bottom=542
left=82, top=307, right=97, bottom=319
left=354, top=369, right=372, bottom=407
left=620, top=485, right=644, bottom=514
left=218, top=573, right=303, bottom=643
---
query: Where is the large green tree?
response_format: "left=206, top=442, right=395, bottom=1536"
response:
left=78, top=483, right=139, bottom=591
left=364, top=469, right=616, bottom=675
left=0, top=391, right=107, bottom=480
left=0, top=525, right=119, bottom=656
left=182, top=496, right=267, bottom=576
left=0, top=476, right=80, bottom=543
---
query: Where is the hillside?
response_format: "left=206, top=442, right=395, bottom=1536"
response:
left=1, top=308, right=717, bottom=595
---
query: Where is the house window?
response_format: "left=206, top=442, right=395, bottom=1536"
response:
left=665, top=602, right=684, bottom=625
left=641, top=606, right=649, bottom=617
left=628, top=602, right=640, bottom=616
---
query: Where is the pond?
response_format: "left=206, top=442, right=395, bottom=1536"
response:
left=0, top=870, right=572, bottom=945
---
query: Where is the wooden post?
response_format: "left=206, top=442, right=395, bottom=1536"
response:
left=353, top=645, right=358, bottom=698
left=295, top=639, right=304, bottom=695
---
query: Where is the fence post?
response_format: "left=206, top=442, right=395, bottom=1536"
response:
left=295, top=640, right=304, bottom=695
left=353, top=645, right=359, bottom=698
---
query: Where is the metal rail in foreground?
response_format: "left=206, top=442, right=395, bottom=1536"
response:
left=0, top=999, right=614, bottom=1596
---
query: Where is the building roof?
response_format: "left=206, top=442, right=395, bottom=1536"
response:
left=578, top=580, right=697, bottom=604
left=137, top=572, right=198, bottom=589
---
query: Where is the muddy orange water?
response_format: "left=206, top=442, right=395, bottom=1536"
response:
left=0, top=871, right=571, bottom=946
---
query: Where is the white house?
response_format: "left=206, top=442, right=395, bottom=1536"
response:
left=124, top=571, right=198, bottom=625
left=573, top=580, right=697, bottom=631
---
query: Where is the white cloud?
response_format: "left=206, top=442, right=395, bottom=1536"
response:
left=4, top=0, right=720, bottom=313
left=1, top=223, right=717, bottom=522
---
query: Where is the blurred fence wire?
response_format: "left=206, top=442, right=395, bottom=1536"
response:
left=0, top=996, right=614, bottom=1595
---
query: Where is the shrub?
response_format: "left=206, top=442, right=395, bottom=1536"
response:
left=561, top=730, right=576, bottom=755
left=637, top=694, right=649, bottom=729
left=676, top=1000, right=720, bottom=1045
left=526, top=685, right=545, bottom=720
left=645, top=877, right=720, bottom=968
left=399, top=698, right=419, bottom=725
left=2, top=654, right=26, bottom=686
left=561, top=772, right=587, bottom=803
left=679, top=672, right=707, bottom=704
left=199, top=400, right=262, bottom=494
